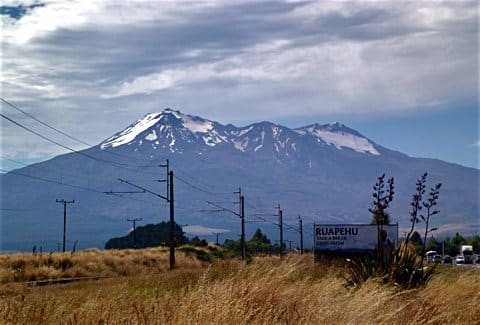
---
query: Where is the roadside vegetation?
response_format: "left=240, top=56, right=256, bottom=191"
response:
left=0, top=249, right=479, bottom=324
left=2, top=172, right=478, bottom=323
left=346, top=173, right=444, bottom=289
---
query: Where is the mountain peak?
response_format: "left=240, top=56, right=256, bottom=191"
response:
left=100, top=110, right=380, bottom=156
left=100, top=109, right=225, bottom=150
left=295, top=123, right=379, bottom=156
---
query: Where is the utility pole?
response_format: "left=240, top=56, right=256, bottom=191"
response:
left=299, top=215, right=303, bottom=254
left=213, top=232, right=222, bottom=246
left=127, top=217, right=142, bottom=248
left=206, top=189, right=245, bottom=259
left=277, top=204, right=283, bottom=257
left=234, top=188, right=246, bottom=260
left=169, top=170, right=175, bottom=269
left=160, top=159, right=169, bottom=200
left=56, top=199, right=74, bottom=253
left=159, top=160, right=175, bottom=269
left=240, top=195, right=245, bottom=259
left=112, top=162, right=173, bottom=268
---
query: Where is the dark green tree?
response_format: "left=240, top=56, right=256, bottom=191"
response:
left=466, top=235, right=480, bottom=254
left=425, top=237, right=440, bottom=252
left=442, top=237, right=459, bottom=256
left=247, top=229, right=276, bottom=254
left=223, top=239, right=241, bottom=253
left=189, top=236, right=208, bottom=247
left=105, top=222, right=188, bottom=249
left=452, top=232, right=466, bottom=248
left=224, top=229, right=277, bottom=255
left=250, top=229, right=271, bottom=244
left=410, top=231, right=423, bottom=246
left=408, top=231, right=424, bottom=255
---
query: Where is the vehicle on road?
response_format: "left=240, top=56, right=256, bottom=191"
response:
left=476, top=255, right=480, bottom=264
left=461, top=245, right=474, bottom=264
left=455, top=256, right=465, bottom=265
left=425, top=250, right=437, bottom=263
left=433, top=255, right=442, bottom=263
left=443, top=255, right=452, bottom=264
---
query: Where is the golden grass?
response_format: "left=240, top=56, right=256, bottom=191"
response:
left=0, top=250, right=479, bottom=324
left=0, top=247, right=204, bottom=283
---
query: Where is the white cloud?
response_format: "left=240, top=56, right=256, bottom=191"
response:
left=2, top=1, right=100, bottom=45
left=471, top=140, right=480, bottom=148
left=182, top=225, right=230, bottom=236
left=0, top=1, right=477, bottom=167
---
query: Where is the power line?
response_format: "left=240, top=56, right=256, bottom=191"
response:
left=175, top=170, right=232, bottom=197
left=0, top=155, right=31, bottom=167
left=1, top=98, right=92, bottom=146
left=0, top=155, right=93, bottom=180
left=0, top=168, right=153, bottom=204
left=174, top=174, right=232, bottom=199
left=0, top=97, right=158, bottom=164
left=206, top=200, right=240, bottom=218
left=0, top=113, right=158, bottom=174
left=113, top=172, right=176, bottom=270
left=251, top=213, right=279, bottom=226
left=0, top=156, right=158, bottom=204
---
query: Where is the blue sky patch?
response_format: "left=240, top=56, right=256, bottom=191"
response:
left=0, top=3, right=44, bottom=20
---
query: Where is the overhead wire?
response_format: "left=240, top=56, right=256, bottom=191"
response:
left=174, top=169, right=231, bottom=194
left=174, top=174, right=233, bottom=199
left=0, top=112, right=159, bottom=174
left=0, top=155, right=95, bottom=180
left=1, top=98, right=310, bottom=240
left=0, top=167, right=154, bottom=205
left=0, top=97, right=159, bottom=164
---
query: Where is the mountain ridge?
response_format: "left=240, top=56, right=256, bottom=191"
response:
left=1, top=109, right=478, bottom=252
left=98, top=109, right=385, bottom=159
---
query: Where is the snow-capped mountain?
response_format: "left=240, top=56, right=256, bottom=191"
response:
left=99, top=108, right=382, bottom=159
left=1, top=109, right=478, bottom=252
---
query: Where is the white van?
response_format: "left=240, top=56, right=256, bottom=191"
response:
left=425, top=250, right=437, bottom=263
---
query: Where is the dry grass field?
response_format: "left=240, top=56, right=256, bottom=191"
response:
left=1, top=247, right=479, bottom=324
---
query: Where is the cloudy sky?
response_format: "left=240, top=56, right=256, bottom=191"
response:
left=1, top=0, right=478, bottom=170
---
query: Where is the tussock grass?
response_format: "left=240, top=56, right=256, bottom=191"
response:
left=0, top=247, right=204, bottom=283
left=0, top=250, right=479, bottom=324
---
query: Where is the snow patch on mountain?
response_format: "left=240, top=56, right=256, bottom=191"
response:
left=296, top=123, right=379, bottom=155
left=101, top=113, right=162, bottom=148
left=177, top=112, right=214, bottom=134
left=233, top=138, right=250, bottom=152
left=231, top=126, right=253, bottom=137
left=316, top=130, right=379, bottom=155
left=145, top=130, right=157, bottom=141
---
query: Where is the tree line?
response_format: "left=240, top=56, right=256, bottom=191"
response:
left=408, top=231, right=480, bottom=255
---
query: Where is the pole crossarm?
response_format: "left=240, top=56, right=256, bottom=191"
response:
left=199, top=208, right=226, bottom=213
left=118, top=178, right=168, bottom=201
left=206, top=201, right=240, bottom=217
left=252, top=213, right=280, bottom=226
left=104, top=190, right=145, bottom=195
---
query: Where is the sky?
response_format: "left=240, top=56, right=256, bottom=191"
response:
left=0, top=0, right=478, bottom=171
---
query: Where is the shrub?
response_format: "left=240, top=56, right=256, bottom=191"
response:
left=178, top=247, right=212, bottom=263
left=54, top=257, right=74, bottom=271
left=345, top=246, right=436, bottom=289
